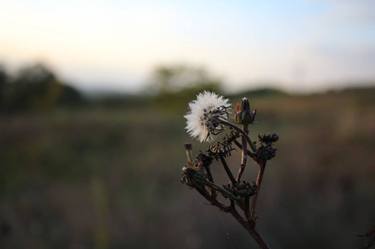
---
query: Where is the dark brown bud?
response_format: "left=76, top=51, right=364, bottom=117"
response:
left=235, top=97, right=255, bottom=125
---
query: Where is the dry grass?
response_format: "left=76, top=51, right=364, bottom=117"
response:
left=0, top=89, right=374, bottom=249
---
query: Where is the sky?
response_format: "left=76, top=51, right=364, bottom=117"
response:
left=0, top=0, right=375, bottom=93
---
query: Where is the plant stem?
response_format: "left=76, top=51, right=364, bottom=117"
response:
left=184, top=143, right=194, bottom=167
left=219, top=156, right=237, bottom=185
left=195, top=186, right=270, bottom=249
left=251, top=162, right=266, bottom=219
left=204, top=180, right=242, bottom=201
left=233, top=140, right=258, bottom=162
left=231, top=211, right=270, bottom=249
left=237, top=124, right=249, bottom=182
left=204, top=165, right=216, bottom=197
left=218, top=118, right=257, bottom=152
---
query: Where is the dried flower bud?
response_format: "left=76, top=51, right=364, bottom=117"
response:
left=256, top=145, right=277, bottom=161
left=258, top=133, right=279, bottom=145
left=197, top=153, right=213, bottom=168
left=235, top=97, right=256, bottom=125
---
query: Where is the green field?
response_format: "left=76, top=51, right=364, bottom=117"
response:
left=1, top=88, right=374, bottom=249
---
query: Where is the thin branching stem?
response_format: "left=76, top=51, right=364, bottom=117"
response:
left=251, top=162, right=266, bottom=219
left=229, top=209, right=269, bottom=249
left=204, top=165, right=214, bottom=183
left=195, top=184, right=270, bottom=249
left=233, top=139, right=258, bottom=164
left=182, top=98, right=277, bottom=249
left=204, top=165, right=216, bottom=197
left=218, top=118, right=257, bottom=152
left=219, top=156, right=237, bottom=185
left=237, top=123, right=249, bottom=182
left=205, top=180, right=242, bottom=201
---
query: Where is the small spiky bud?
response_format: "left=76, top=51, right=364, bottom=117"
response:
left=235, top=97, right=256, bottom=125
left=258, top=133, right=279, bottom=145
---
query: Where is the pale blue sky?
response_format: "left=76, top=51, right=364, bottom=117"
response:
left=0, top=0, right=374, bottom=92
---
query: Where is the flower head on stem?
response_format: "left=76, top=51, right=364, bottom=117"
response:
left=184, top=91, right=230, bottom=142
left=181, top=91, right=279, bottom=249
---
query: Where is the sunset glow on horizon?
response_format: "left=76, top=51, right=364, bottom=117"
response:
left=1, top=0, right=375, bottom=93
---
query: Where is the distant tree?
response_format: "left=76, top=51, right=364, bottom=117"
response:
left=150, top=64, right=223, bottom=111
left=153, top=66, right=176, bottom=94
left=151, top=64, right=222, bottom=94
left=2, top=63, right=83, bottom=112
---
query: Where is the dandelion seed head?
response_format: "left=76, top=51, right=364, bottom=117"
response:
left=184, top=91, right=231, bottom=142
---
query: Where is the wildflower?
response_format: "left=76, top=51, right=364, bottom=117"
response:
left=184, top=91, right=230, bottom=142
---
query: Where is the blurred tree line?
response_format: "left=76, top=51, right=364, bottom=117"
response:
left=0, top=63, right=83, bottom=113
left=150, top=64, right=223, bottom=111
left=2, top=61, right=371, bottom=115
left=0, top=62, right=224, bottom=113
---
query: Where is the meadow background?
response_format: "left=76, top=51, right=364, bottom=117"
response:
left=1, top=1, right=375, bottom=248
left=0, top=63, right=374, bottom=249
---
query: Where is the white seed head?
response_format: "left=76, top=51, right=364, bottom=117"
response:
left=184, top=91, right=231, bottom=142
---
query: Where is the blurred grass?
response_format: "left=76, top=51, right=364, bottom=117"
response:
left=0, top=87, right=374, bottom=249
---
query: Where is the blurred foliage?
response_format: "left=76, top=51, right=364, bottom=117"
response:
left=150, top=64, right=223, bottom=111
left=0, top=63, right=83, bottom=113
left=0, top=61, right=374, bottom=249
left=151, top=64, right=222, bottom=94
left=233, top=87, right=289, bottom=99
